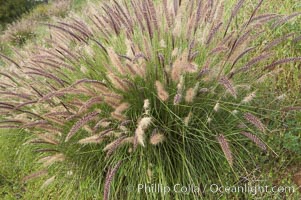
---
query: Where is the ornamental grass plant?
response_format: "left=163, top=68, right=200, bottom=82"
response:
left=0, top=0, right=301, bottom=199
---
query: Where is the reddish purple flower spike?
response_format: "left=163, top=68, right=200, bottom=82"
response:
left=217, top=134, right=233, bottom=167
left=104, top=161, right=123, bottom=200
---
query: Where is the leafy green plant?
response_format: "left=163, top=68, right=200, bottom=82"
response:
left=0, top=0, right=300, bottom=199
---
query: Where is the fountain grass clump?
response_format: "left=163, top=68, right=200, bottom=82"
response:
left=1, top=0, right=301, bottom=199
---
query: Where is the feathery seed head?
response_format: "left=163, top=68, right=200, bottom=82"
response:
left=155, top=80, right=169, bottom=101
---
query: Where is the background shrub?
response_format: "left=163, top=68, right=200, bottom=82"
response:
left=0, top=0, right=71, bottom=47
left=0, top=0, right=41, bottom=27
